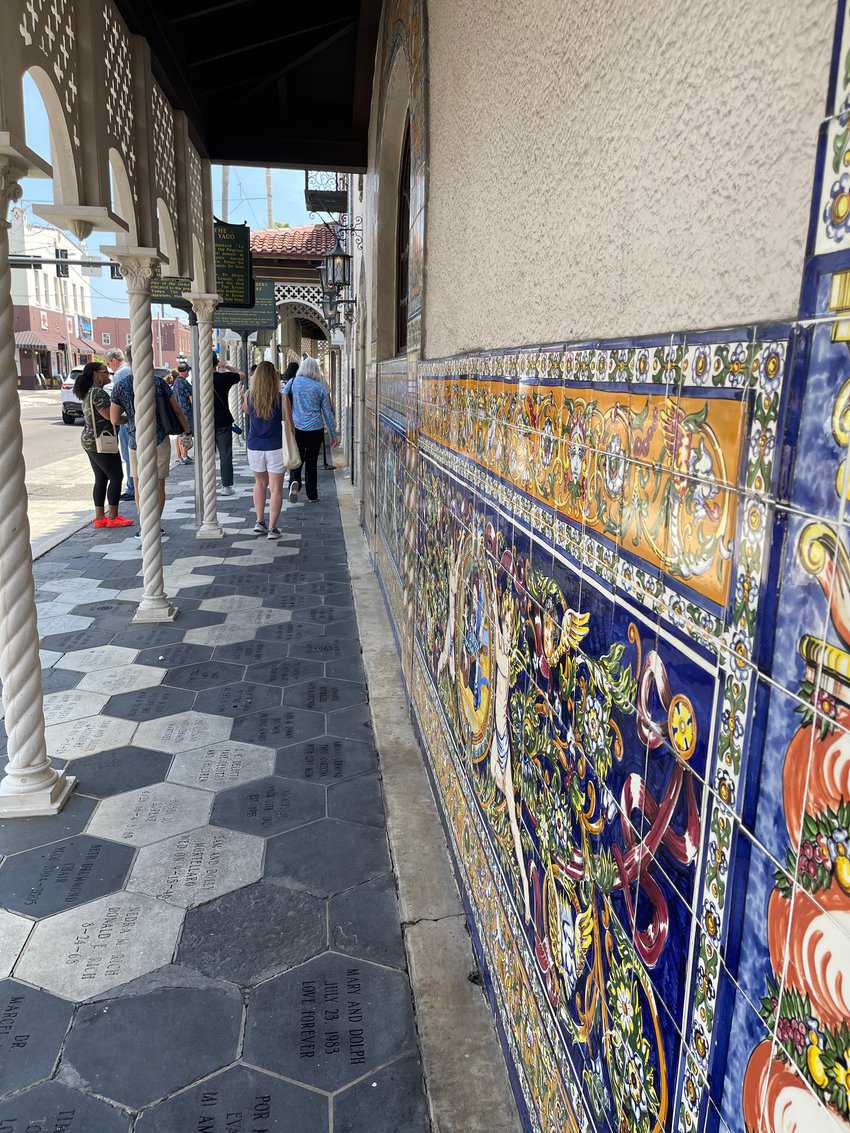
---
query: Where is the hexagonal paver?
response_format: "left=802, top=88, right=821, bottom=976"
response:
left=62, top=976, right=242, bottom=1108
left=135, top=1064, right=328, bottom=1132
left=77, top=664, right=167, bottom=695
left=42, top=689, right=108, bottom=726
left=14, top=891, right=184, bottom=1000
left=275, top=737, right=377, bottom=783
left=133, top=710, right=232, bottom=753
left=0, top=834, right=135, bottom=917
left=283, top=678, right=367, bottom=712
left=40, top=667, right=83, bottom=694
left=45, top=715, right=137, bottom=761
left=291, top=605, right=355, bottom=626
left=0, top=909, right=31, bottom=977
left=70, top=598, right=137, bottom=620
left=288, top=637, right=362, bottom=663
left=334, top=1052, right=427, bottom=1133
left=194, top=680, right=283, bottom=718
left=214, top=639, right=289, bottom=665
left=199, top=594, right=263, bottom=613
left=55, top=644, right=138, bottom=672
left=326, top=657, right=367, bottom=683
left=67, top=746, right=172, bottom=798
left=224, top=607, right=292, bottom=628
left=212, top=775, right=324, bottom=837
left=329, top=876, right=406, bottom=970
left=245, top=657, right=323, bottom=687
left=136, top=642, right=212, bottom=668
left=168, top=740, right=276, bottom=791
left=103, top=684, right=196, bottom=722
left=265, top=818, right=391, bottom=897
left=163, top=660, right=245, bottom=691
left=253, top=622, right=301, bottom=644
left=184, top=623, right=259, bottom=647
left=326, top=704, right=375, bottom=744
left=0, top=1081, right=132, bottom=1132
left=110, top=623, right=186, bottom=649
left=128, top=826, right=263, bottom=908
left=40, top=628, right=116, bottom=653
left=244, top=953, right=416, bottom=1090
left=328, top=775, right=385, bottom=829
left=87, top=782, right=212, bottom=846
left=176, top=879, right=326, bottom=985
left=0, top=979, right=75, bottom=1096
left=230, top=707, right=325, bottom=747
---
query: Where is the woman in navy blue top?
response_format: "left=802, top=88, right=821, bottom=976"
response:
left=243, top=361, right=285, bottom=539
left=283, top=356, right=337, bottom=503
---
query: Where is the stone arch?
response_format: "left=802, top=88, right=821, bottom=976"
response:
left=156, top=198, right=178, bottom=270
left=374, top=46, right=411, bottom=362
left=23, top=66, right=79, bottom=205
left=109, top=148, right=138, bottom=245
left=277, top=301, right=330, bottom=343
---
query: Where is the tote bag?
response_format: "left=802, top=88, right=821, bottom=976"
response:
left=281, top=412, right=301, bottom=470
left=84, top=392, right=120, bottom=454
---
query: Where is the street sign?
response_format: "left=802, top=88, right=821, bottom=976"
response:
left=214, top=219, right=253, bottom=309
left=214, top=279, right=276, bottom=330
left=81, top=260, right=102, bottom=277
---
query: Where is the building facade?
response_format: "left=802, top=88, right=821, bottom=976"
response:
left=93, top=315, right=192, bottom=370
left=347, top=2, right=850, bottom=1132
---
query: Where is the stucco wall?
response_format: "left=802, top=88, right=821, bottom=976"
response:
left=424, top=0, right=834, bottom=357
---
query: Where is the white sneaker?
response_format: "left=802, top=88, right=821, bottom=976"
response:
left=288, top=481, right=300, bottom=503
left=221, top=486, right=234, bottom=497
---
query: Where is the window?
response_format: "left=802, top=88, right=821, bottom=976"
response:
left=101, top=332, right=111, bottom=346
left=33, top=271, right=40, bottom=304
left=395, top=119, right=411, bottom=355
left=40, top=310, right=48, bottom=330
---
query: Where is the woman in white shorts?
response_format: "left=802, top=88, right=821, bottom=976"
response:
left=243, top=361, right=286, bottom=539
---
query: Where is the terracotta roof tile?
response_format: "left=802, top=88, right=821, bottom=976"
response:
left=250, top=224, right=335, bottom=258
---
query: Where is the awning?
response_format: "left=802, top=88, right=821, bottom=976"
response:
left=14, top=330, right=61, bottom=351
left=72, top=337, right=98, bottom=353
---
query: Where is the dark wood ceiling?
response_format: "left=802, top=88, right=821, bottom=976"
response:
left=114, top=0, right=382, bottom=170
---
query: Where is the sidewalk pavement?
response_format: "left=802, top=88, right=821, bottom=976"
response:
left=0, top=462, right=428, bottom=1131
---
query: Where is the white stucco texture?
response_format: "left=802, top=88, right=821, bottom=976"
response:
left=424, top=0, right=835, bottom=357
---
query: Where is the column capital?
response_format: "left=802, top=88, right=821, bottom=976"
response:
left=0, top=158, right=25, bottom=229
left=183, top=292, right=222, bottom=323
left=100, top=247, right=162, bottom=294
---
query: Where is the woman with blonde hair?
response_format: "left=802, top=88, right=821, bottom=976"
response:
left=243, top=360, right=287, bottom=539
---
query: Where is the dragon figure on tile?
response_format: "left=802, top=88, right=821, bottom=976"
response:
left=743, top=382, right=850, bottom=1132
left=419, top=465, right=704, bottom=1133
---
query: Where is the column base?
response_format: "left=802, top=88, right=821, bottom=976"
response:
left=0, top=772, right=76, bottom=818
left=196, top=523, right=224, bottom=540
left=133, top=599, right=180, bottom=623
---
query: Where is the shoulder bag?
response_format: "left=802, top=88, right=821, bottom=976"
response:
left=156, top=384, right=184, bottom=436
left=281, top=397, right=301, bottom=470
left=85, top=391, right=120, bottom=454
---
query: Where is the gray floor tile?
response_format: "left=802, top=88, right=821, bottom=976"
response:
left=264, top=818, right=391, bottom=897
left=230, top=706, right=325, bottom=747
left=0, top=834, right=134, bottom=917
left=244, top=657, right=323, bottom=687
left=136, top=642, right=212, bottom=668
left=0, top=1081, right=131, bottom=1131
left=212, top=775, right=325, bottom=837
left=195, top=680, right=282, bottom=717
left=327, top=774, right=385, bottom=829
left=103, top=684, right=196, bottom=722
left=283, top=678, right=367, bottom=712
left=275, top=737, right=377, bottom=784
left=163, top=659, right=245, bottom=690
left=334, top=1053, right=427, bottom=1133
left=329, top=875, right=406, bottom=970
left=0, top=979, right=74, bottom=1096
left=325, top=703, right=375, bottom=744
left=213, top=639, right=289, bottom=665
left=62, top=747, right=171, bottom=798
left=0, top=794, right=96, bottom=856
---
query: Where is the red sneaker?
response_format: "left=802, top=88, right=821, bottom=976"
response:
left=92, top=517, right=109, bottom=529
left=107, top=515, right=134, bottom=528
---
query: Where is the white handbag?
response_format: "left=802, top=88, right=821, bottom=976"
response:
left=85, top=392, right=120, bottom=454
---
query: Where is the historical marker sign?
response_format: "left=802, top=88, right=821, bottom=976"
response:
left=214, top=278, right=276, bottom=331
left=214, top=219, right=253, bottom=308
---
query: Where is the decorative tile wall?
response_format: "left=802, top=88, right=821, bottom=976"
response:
left=363, top=3, right=850, bottom=1132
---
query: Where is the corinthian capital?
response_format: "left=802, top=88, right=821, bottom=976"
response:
left=113, top=255, right=159, bottom=294
left=183, top=292, right=222, bottom=324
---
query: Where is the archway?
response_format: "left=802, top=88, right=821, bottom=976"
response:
left=156, top=199, right=178, bottom=270
left=23, top=68, right=79, bottom=205
left=108, top=148, right=137, bottom=245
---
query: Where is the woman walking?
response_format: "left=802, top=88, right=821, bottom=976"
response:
left=244, top=361, right=285, bottom=540
left=284, top=356, right=337, bottom=503
left=75, top=361, right=133, bottom=529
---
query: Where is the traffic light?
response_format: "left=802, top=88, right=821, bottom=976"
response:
left=55, top=249, right=69, bottom=278
left=110, top=264, right=122, bottom=281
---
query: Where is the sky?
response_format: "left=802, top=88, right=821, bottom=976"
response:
left=19, top=74, right=313, bottom=319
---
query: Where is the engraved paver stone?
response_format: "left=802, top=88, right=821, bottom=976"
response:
left=135, top=1065, right=328, bottom=1133
left=42, top=690, right=109, bottom=726
left=104, top=684, right=196, bottom=721
left=45, top=715, right=137, bottom=760
left=275, top=737, right=377, bottom=783
left=230, top=707, right=325, bottom=746
left=194, top=680, right=282, bottom=718
left=77, top=665, right=167, bottom=695
left=133, top=711, right=232, bottom=753
left=288, top=637, right=361, bottom=663
left=163, top=660, right=245, bottom=690
left=0, top=910, right=31, bottom=978
left=168, top=740, right=276, bottom=790
left=63, top=980, right=242, bottom=1108
left=0, top=835, right=134, bottom=917
left=265, top=819, right=391, bottom=896
left=244, top=954, right=417, bottom=1090
left=15, top=891, right=184, bottom=1000
left=212, top=776, right=324, bottom=837
left=184, top=624, right=258, bottom=647
left=88, top=783, right=212, bottom=846
left=177, top=880, right=326, bottom=985
left=245, top=658, right=323, bottom=687
left=199, top=594, right=263, bottom=613
left=213, top=639, right=289, bottom=664
left=0, top=1081, right=131, bottom=1132
left=0, top=979, right=74, bottom=1095
left=224, top=608, right=292, bottom=627
left=55, top=645, right=139, bottom=672
left=128, top=827, right=263, bottom=908
left=283, top=679, right=367, bottom=712
left=137, top=643, right=212, bottom=668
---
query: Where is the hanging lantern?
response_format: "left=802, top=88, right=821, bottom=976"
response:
left=323, top=231, right=351, bottom=290
left=321, top=292, right=338, bottom=321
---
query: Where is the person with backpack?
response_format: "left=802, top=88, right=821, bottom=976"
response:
left=109, top=363, right=189, bottom=532
left=212, top=354, right=243, bottom=497
left=74, top=361, right=133, bottom=529
left=283, top=356, right=337, bottom=503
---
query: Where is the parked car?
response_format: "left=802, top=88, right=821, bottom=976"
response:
left=60, top=365, right=170, bottom=424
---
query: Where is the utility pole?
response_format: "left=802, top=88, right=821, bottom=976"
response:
left=265, top=168, right=273, bottom=227
left=221, top=165, right=230, bottom=222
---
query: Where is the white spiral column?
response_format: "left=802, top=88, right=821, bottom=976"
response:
left=0, top=160, right=74, bottom=816
left=187, top=294, right=223, bottom=539
left=117, top=253, right=178, bottom=622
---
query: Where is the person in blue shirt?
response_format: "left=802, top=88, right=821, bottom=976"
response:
left=283, top=356, right=337, bottom=503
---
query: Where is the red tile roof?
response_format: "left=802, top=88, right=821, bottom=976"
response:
left=250, top=224, right=335, bottom=258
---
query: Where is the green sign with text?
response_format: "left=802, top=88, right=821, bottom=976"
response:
left=214, top=220, right=253, bottom=308
left=214, top=279, right=277, bottom=331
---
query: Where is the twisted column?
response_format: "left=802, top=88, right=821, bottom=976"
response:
left=187, top=294, right=223, bottom=539
left=119, top=254, right=178, bottom=621
left=0, top=160, right=74, bottom=815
